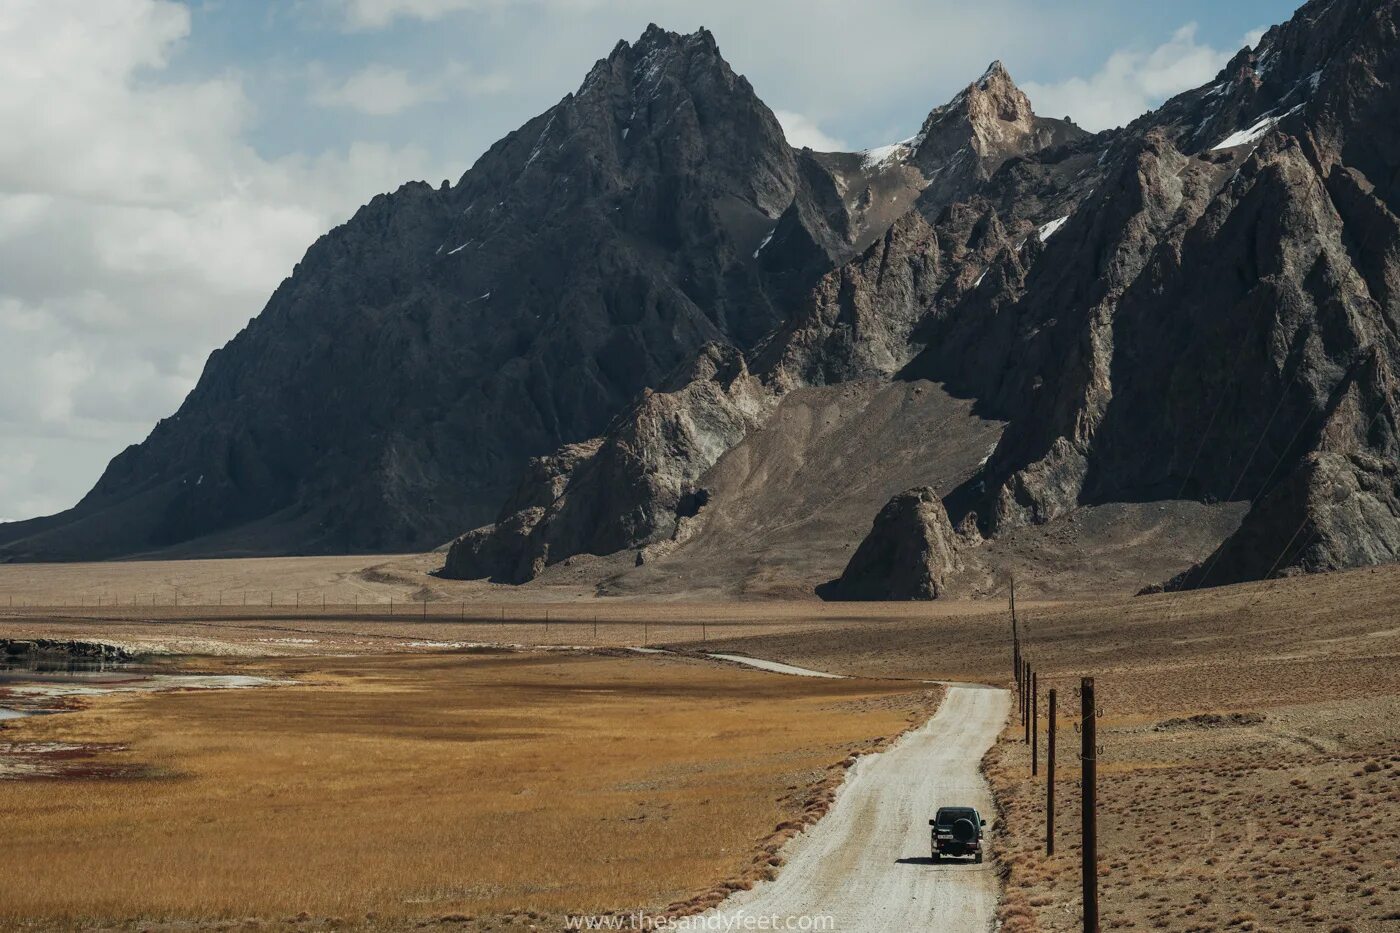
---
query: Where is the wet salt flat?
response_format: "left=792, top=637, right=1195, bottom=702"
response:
left=0, top=665, right=285, bottom=779
left=1, top=663, right=281, bottom=721
left=1, top=673, right=279, bottom=700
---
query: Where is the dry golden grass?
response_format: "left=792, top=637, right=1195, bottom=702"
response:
left=6, top=555, right=1399, bottom=929
left=0, top=650, right=936, bottom=928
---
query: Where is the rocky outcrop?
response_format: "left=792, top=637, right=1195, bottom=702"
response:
left=442, top=344, right=773, bottom=582
left=818, top=487, right=963, bottom=600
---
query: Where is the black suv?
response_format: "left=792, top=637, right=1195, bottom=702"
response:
left=929, top=806, right=987, bottom=863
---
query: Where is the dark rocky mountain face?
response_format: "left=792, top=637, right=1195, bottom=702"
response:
left=447, top=0, right=1400, bottom=595
left=918, top=0, right=1400, bottom=590
left=10, top=2, right=1400, bottom=599
left=0, top=26, right=840, bottom=561
left=443, top=62, right=1098, bottom=583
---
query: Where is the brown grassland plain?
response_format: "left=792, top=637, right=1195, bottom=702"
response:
left=705, top=564, right=1400, bottom=932
left=0, top=649, right=939, bottom=929
left=5, top=554, right=1400, bottom=931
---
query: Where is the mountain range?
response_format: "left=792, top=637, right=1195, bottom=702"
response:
left=4, top=0, right=1399, bottom=601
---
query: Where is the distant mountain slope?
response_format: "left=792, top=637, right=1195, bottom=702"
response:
left=446, top=0, right=1400, bottom=596
left=0, top=27, right=842, bottom=561
left=919, top=0, right=1400, bottom=590
left=445, top=60, right=1097, bottom=584
left=10, top=1, right=1400, bottom=601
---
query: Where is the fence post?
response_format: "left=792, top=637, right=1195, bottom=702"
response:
left=1047, top=687, right=1056, bottom=855
left=1081, top=677, right=1099, bottom=933
left=1023, top=662, right=1032, bottom=742
left=1032, top=671, right=1039, bottom=776
left=1019, top=660, right=1025, bottom=724
left=1010, top=573, right=1019, bottom=686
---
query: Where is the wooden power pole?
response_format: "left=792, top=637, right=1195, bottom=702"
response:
left=1047, top=687, right=1057, bottom=855
left=1024, top=662, right=1032, bottom=743
left=1031, top=671, right=1039, bottom=776
left=1081, top=677, right=1099, bottom=933
left=1010, top=574, right=1019, bottom=685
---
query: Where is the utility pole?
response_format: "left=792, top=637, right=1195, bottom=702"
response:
left=1047, top=687, right=1056, bottom=856
left=1024, top=663, right=1032, bottom=744
left=1032, top=671, right=1039, bottom=776
left=1010, top=573, right=1020, bottom=686
left=1081, top=677, right=1099, bottom=933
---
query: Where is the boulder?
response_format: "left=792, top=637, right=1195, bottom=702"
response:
left=820, top=487, right=962, bottom=601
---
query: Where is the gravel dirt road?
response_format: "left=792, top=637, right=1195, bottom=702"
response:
left=700, top=684, right=1010, bottom=932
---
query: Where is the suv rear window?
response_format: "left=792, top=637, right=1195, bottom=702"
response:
left=935, top=808, right=976, bottom=826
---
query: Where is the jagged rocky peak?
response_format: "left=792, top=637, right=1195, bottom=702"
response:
left=503, top=23, right=797, bottom=219
left=1141, top=0, right=1395, bottom=160
left=899, top=60, right=1089, bottom=215
left=947, top=61, right=1037, bottom=144
left=851, top=60, right=1065, bottom=179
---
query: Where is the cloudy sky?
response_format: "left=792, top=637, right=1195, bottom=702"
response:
left=0, top=0, right=1300, bottom=523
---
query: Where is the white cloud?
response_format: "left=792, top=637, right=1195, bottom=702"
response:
left=312, top=63, right=444, bottom=114
left=334, top=0, right=480, bottom=29
left=311, top=62, right=510, bottom=115
left=1023, top=23, right=1262, bottom=131
left=330, top=0, right=613, bottom=30
left=774, top=110, right=848, bottom=152
left=0, top=0, right=447, bottom=521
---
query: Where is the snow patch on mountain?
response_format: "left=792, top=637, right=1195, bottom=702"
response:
left=1211, top=105, right=1303, bottom=151
left=861, top=137, right=918, bottom=171
left=1038, top=215, right=1070, bottom=241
